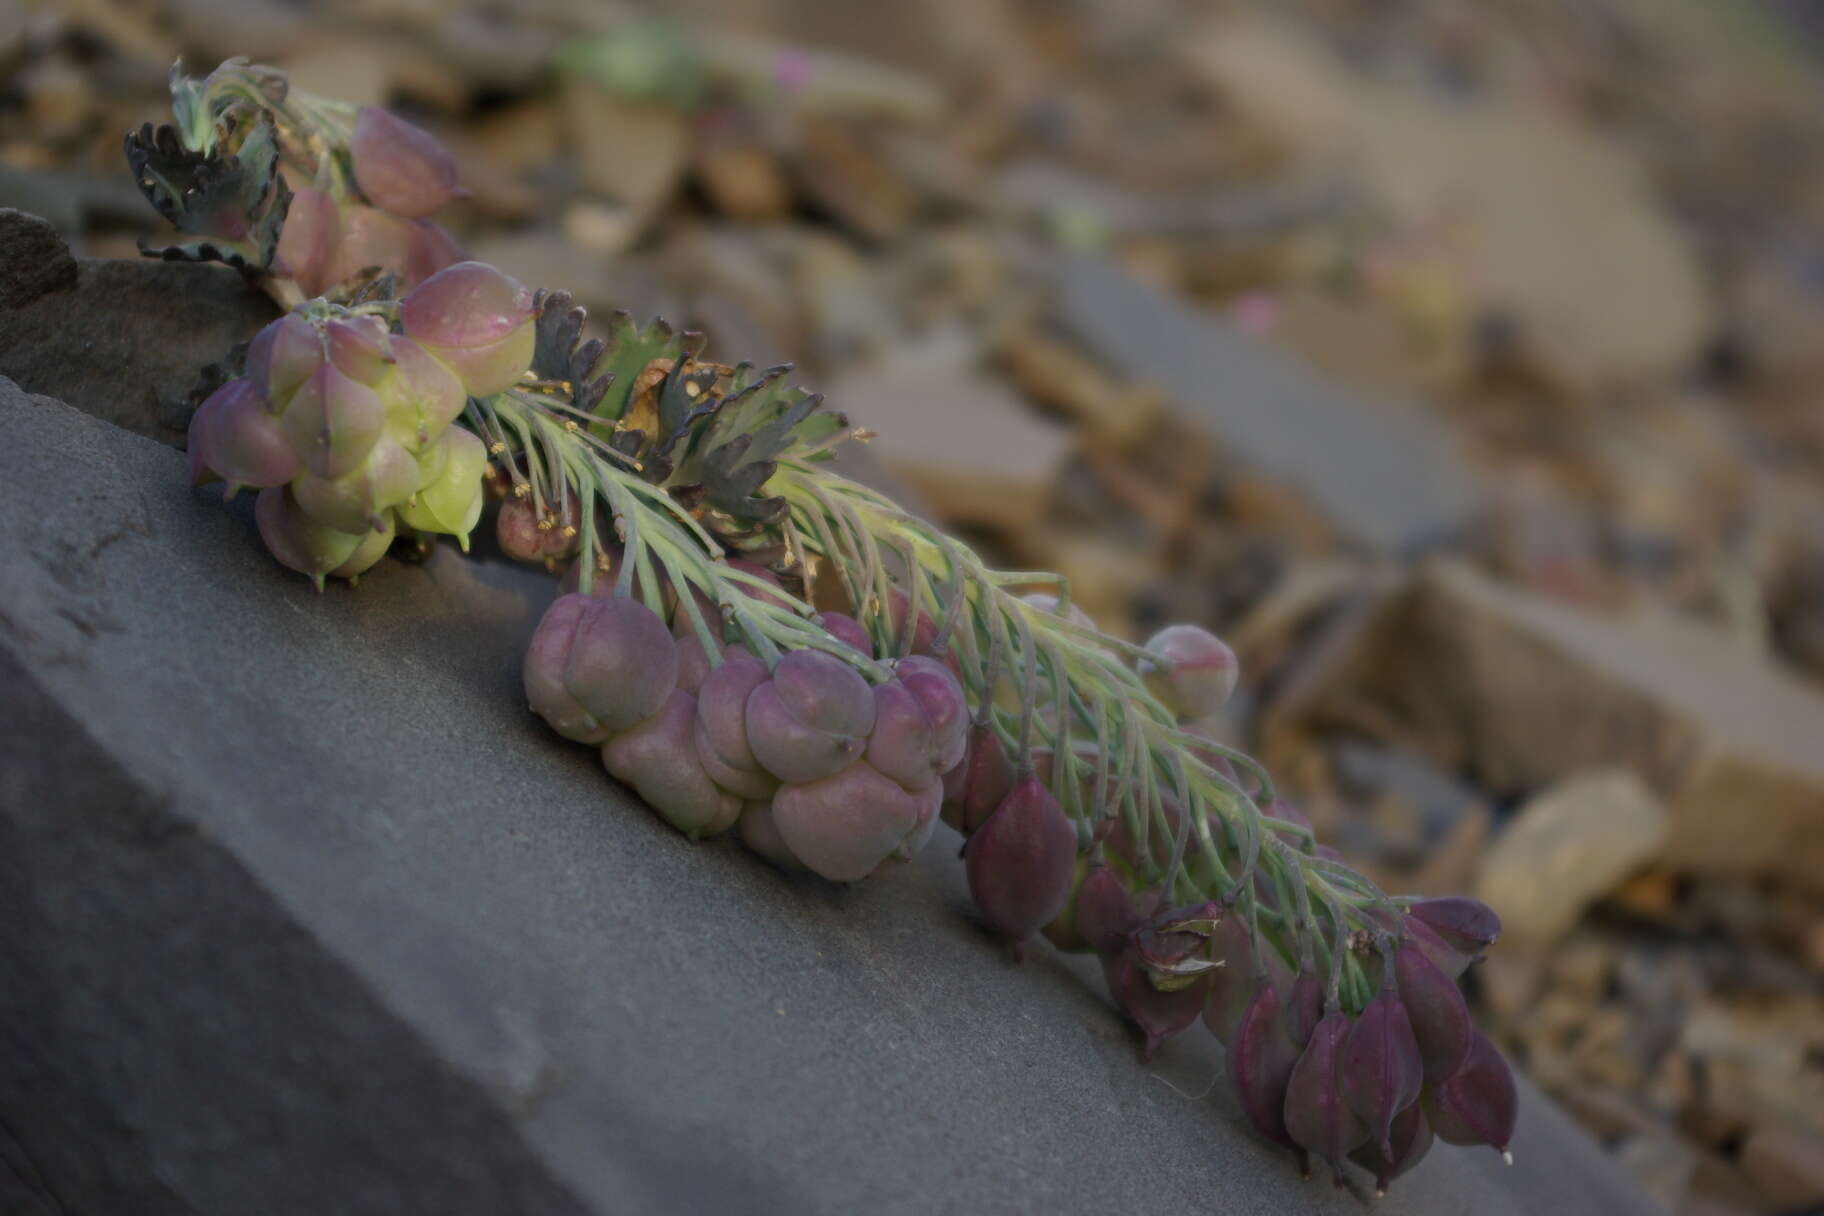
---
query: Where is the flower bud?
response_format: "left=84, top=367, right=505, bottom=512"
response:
left=1138, top=623, right=1239, bottom=719
left=602, top=689, right=741, bottom=840
left=274, top=186, right=339, bottom=298
left=291, top=435, right=420, bottom=534
left=694, top=653, right=779, bottom=800
left=965, top=774, right=1078, bottom=959
left=939, top=723, right=1014, bottom=835
left=1407, top=896, right=1500, bottom=960
left=188, top=378, right=299, bottom=491
left=254, top=486, right=376, bottom=590
left=400, top=261, right=536, bottom=397
left=351, top=106, right=468, bottom=218
left=1228, top=981, right=1304, bottom=1153
left=1284, top=1011, right=1369, bottom=1184
left=397, top=425, right=486, bottom=543
left=771, top=760, right=939, bottom=881
left=1394, top=940, right=1473, bottom=1084
left=745, top=649, right=876, bottom=784
left=1350, top=1099, right=1433, bottom=1195
left=1342, top=974, right=1425, bottom=1159
left=280, top=362, right=386, bottom=480
left=1422, top=1030, right=1517, bottom=1160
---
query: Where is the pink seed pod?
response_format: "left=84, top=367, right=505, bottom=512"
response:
left=1040, top=856, right=1092, bottom=952
left=496, top=496, right=582, bottom=564
left=744, top=649, right=876, bottom=784
left=1284, top=1011, right=1369, bottom=1184
left=1103, top=944, right=1211, bottom=1059
left=523, top=594, right=616, bottom=744
left=1408, top=897, right=1501, bottom=960
left=771, top=760, right=939, bottom=882
left=246, top=313, right=324, bottom=411
left=815, top=611, right=872, bottom=657
left=894, top=655, right=967, bottom=772
left=562, top=595, right=679, bottom=734
left=1137, top=623, right=1239, bottom=720
left=1228, top=981, right=1305, bottom=1154
left=1341, top=974, right=1425, bottom=1159
left=602, top=689, right=741, bottom=840
left=400, top=261, right=537, bottom=397
left=1422, top=1030, right=1517, bottom=1160
left=397, top=425, right=486, bottom=543
left=351, top=106, right=469, bottom=219
left=279, top=361, right=385, bottom=480
left=866, top=657, right=967, bottom=793
left=1394, top=939, right=1473, bottom=1084
left=939, top=722, right=1014, bottom=835
left=403, top=219, right=465, bottom=289
left=694, top=653, right=779, bottom=800
left=325, top=315, right=395, bottom=385
left=254, top=485, right=375, bottom=589
left=290, top=434, right=420, bottom=534
left=324, top=203, right=416, bottom=288
left=273, top=186, right=340, bottom=298
left=381, top=335, right=466, bottom=452
left=188, top=378, right=299, bottom=491
left=737, top=799, right=805, bottom=872
left=1071, top=862, right=1159, bottom=956
left=1350, top=1101, right=1433, bottom=1196
left=883, top=585, right=940, bottom=656
left=965, top=774, right=1079, bottom=959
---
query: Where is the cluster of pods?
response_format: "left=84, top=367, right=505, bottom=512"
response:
left=187, top=261, right=540, bottom=585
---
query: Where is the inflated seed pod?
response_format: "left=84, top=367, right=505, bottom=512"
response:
left=1229, top=981, right=1305, bottom=1155
left=291, top=435, right=420, bottom=533
left=399, top=261, right=537, bottom=397
left=1350, top=1098, right=1433, bottom=1195
left=188, top=378, right=299, bottom=492
left=1069, top=861, right=1159, bottom=956
left=396, top=425, right=486, bottom=544
left=815, top=611, right=872, bottom=657
left=865, top=657, right=967, bottom=793
left=1284, top=1011, right=1369, bottom=1184
left=965, top=775, right=1078, bottom=960
left=737, top=798, right=804, bottom=872
left=350, top=106, right=468, bottom=218
left=1137, top=623, right=1239, bottom=720
left=273, top=185, right=339, bottom=298
left=694, top=653, right=780, bottom=800
left=602, top=689, right=741, bottom=840
left=382, top=335, right=467, bottom=452
left=1394, top=939, right=1473, bottom=1084
left=770, top=760, right=940, bottom=882
left=279, top=361, right=385, bottom=481
left=1103, top=944, right=1211, bottom=1059
left=1407, top=897, right=1501, bottom=961
left=1422, top=1030, right=1517, bottom=1161
left=939, top=722, right=1014, bottom=835
left=254, top=485, right=384, bottom=589
left=523, top=594, right=615, bottom=744
left=744, top=649, right=876, bottom=784
left=1341, top=972, right=1425, bottom=1159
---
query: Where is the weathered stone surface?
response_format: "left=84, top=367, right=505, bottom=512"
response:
left=0, top=379, right=1657, bottom=1214
left=1477, top=771, right=1670, bottom=952
left=0, top=215, right=276, bottom=441
left=0, top=209, right=77, bottom=307
left=1049, top=253, right=1478, bottom=554
left=1264, top=560, right=1824, bottom=891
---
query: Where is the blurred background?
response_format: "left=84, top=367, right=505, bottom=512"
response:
left=4, top=0, right=1823, bottom=1211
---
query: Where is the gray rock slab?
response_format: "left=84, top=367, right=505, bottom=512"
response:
left=0, top=378, right=1658, bottom=1214
left=0, top=210, right=277, bottom=443
left=1048, top=254, right=1479, bottom=554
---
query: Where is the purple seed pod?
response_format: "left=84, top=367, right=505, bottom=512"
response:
left=562, top=595, right=679, bottom=734
left=1284, top=1011, right=1369, bottom=1184
left=1350, top=1100, right=1433, bottom=1195
left=884, top=586, right=940, bottom=656
left=1103, top=945, right=1212, bottom=1058
left=351, top=106, right=469, bottom=219
left=279, top=361, right=385, bottom=480
left=246, top=313, right=325, bottom=412
left=1072, top=862, right=1158, bottom=956
left=964, top=775, right=1079, bottom=959
left=771, top=760, right=937, bottom=882
left=188, top=378, right=299, bottom=491
left=816, top=611, right=872, bottom=657
left=1399, top=915, right=1477, bottom=980
left=1394, top=940, right=1473, bottom=1084
left=380, top=335, right=466, bottom=452
left=602, top=689, right=741, bottom=839
left=1286, top=970, right=1325, bottom=1047
left=1203, top=915, right=1291, bottom=1045
left=273, top=186, right=339, bottom=298
left=738, top=798, right=805, bottom=872
left=744, top=649, right=876, bottom=784
left=866, top=657, right=966, bottom=793
left=1342, top=973, right=1426, bottom=1159
left=400, top=261, right=537, bottom=397
left=524, top=594, right=616, bottom=744
left=895, top=782, right=944, bottom=860
left=397, top=426, right=485, bottom=543
left=1040, top=856, right=1092, bottom=952
left=254, top=485, right=373, bottom=589
left=291, top=435, right=420, bottom=534
left=694, top=653, right=779, bottom=800
left=1408, top=897, right=1501, bottom=960
left=325, top=315, right=395, bottom=385
left=939, top=723, right=1014, bottom=835
left=1423, top=1030, right=1517, bottom=1160
left=1138, top=623, right=1239, bottom=720
left=325, top=203, right=416, bottom=287
left=1228, top=980, right=1305, bottom=1153
left=403, top=219, right=465, bottom=289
